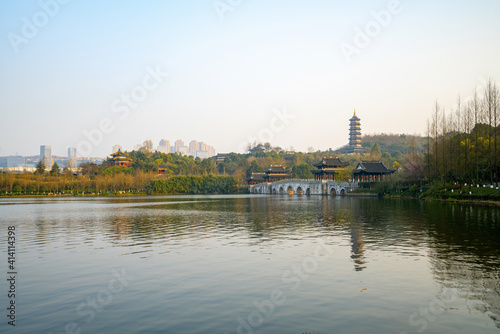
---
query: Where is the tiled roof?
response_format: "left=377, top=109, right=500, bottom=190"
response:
left=266, top=173, right=290, bottom=178
left=313, top=157, right=348, bottom=168
left=267, top=165, right=287, bottom=173
left=111, top=149, right=129, bottom=157
left=354, top=161, right=394, bottom=174
left=247, top=173, right=266, bottom=181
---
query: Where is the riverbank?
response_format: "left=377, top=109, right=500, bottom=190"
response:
left=378, top=181, right=500, bottom=204
left=0, top=192, right=148, bottom=198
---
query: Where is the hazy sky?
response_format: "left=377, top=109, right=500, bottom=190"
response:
left=1, top=0, right=499, bottom=157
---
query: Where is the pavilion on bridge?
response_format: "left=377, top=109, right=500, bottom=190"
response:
left=312, top=157, right=349, bottom=180
left=246, top=173, right=266, bottom=185
left=264, top=165, right=290, bottom=182
left=246, top=165, right=291, bottom=184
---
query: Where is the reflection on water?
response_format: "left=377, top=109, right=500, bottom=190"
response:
left=425, top=204, right=500, bottom=328
left=0, top=195, right=499, bottom=333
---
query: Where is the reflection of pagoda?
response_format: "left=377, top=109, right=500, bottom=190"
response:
left=350, top=226, right=366, bottom=271
left=110, top=149, right=132, bottom=167
left=347, top=109, right=363, bottom=155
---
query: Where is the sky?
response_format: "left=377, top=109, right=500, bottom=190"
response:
left=1, top=0, right=499, bottom=157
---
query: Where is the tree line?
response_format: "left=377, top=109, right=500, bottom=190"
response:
left=424, top=78, right=499, bottom=186
left=1, top=133, right=425, bottom=195
left=146, top=176, right=238, bottom=195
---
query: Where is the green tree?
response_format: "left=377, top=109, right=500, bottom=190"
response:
left=35, top=161, right=46, bottom=175
left=50, top=162, right=60, bottom=176
left=80, top=162, right=99, bottom=176
left=370, top=143, right=382, bottom=160
left=102, top=166, right=135, bottom=176
left=200, top=158, right=217, bottom=175
left=292, top=163, right=313, bottom=179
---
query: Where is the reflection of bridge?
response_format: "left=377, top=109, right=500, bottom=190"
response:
left=249, top=180, right=359, bottom=196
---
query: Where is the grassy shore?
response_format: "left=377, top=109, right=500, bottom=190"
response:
left=376, top=181, right=500, bottom=204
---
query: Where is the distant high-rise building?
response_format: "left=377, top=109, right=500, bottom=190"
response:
left=68, top=147, right=77, bottom=170
left=189, top=140, right=198, bottom=154
left=112, top=144, right=122, bottom=153
left=174, top=140, right=184, bottom=153
left=195, top=151, right=208, bottom=159
left=150, top=139, right=215, bottom=158
left=143, top=140, right=153, bottom=151
left=5, top=156, right=25, bottom=168
left=177, top=146, right=189, bottom=156
left=207, top=145, right=216, bottom=157
left=347, top=110, right=363, bottom=154
left=40, top=145, right=52, bottom=169
left=158, top=139, right=170, bottom=154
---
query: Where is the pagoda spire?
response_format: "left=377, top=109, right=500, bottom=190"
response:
left=348, top=110, right=362, bottom=154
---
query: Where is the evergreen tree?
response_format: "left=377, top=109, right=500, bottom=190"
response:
left=50, top=162, right=60, bottom=176
left=35, top=161, right=46, bottom=175
left=370, top=143, right=382, bottom=160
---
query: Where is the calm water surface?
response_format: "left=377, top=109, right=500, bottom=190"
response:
left=0, top=195, right=499, bottom=333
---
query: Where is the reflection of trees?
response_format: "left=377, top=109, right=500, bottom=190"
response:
left=21, top=195, right=500, bottom=328
left=425, top=203, right=500, bottom=328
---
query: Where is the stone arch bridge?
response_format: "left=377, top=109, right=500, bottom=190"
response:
left=249, top=180, right=358, bottom=196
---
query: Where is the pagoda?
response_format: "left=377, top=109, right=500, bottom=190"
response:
left=110, top=149, right=132, bottom=167
left=347, top=109, right=363, bottom=154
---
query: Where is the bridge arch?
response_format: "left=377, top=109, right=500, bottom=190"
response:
left=340, top=188, right=346, bottom=196
left=296, top=187, right=303, bottom=196
left=272, top=188, right=277, bottom=195
left=330, top=187, right=337, bottom=196
left=287, top=186, right=293, bottom=195
left=279, top=187, right=284, bottom=195
left=305, top=188, right=310, bottom=196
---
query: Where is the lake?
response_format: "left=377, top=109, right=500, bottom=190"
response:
left=0, top=195, right=499, bottom=333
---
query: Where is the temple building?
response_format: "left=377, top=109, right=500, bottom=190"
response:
left=347, top=110, right=363, bottom=154
left=312, top=157, right=349, bottom=180
left=353, top=161, right=395, bottom=181
left=264, top=165, right=290, bottom=182
left=158, top=164, right=169, bottom=175
left=246, top=165, right=291, bottom=184
left=110, top=149, right=132, bottom=167
left=246, top=173, right=266, bottom=185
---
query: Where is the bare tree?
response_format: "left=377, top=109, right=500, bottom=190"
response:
left=483, top=79, right=496, bottom=183
left=495, top=82, right=499, bottom=186
left=472, top=89, right=481, bottom=182
left=432, top=101, right=440, bottom=178
left=441, top=107, right=447, bottom=183
left=463, top=100, right=474, bottom=186
left=426, top=119, right=431, bottom=179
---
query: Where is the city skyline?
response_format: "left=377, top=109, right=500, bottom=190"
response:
left=1, top=1, right=499, bottom=157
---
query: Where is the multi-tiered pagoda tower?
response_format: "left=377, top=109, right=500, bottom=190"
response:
left=347, top=109, right=363, bottom=154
